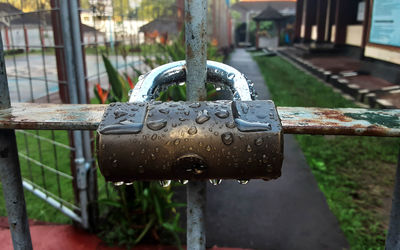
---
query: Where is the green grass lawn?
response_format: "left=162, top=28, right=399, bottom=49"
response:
left=254, top=55, right=400, bottom=249
left=0, top=130, right=74, bottom=223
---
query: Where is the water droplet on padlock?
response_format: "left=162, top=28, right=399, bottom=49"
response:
left=227, top=72, right=235, bottom=80
left=240, top=103, right=249, bottom=114
left=256, top=113, right=267, bottom=119
left=206, top=145, right=212, bottom=152
left=151, top=153, right=156, bottom=160
left=246, top=144, right=252, bottom=152
left=114, top=109, right=128, bottom=119
left=225, top=121, right=235, bottom=129
left=188, top=126, right=198, bottom=135
left=238, top=179, right=249, bottom=185
left=194, top=165, right=206, bottom=174
left=184, top=110, right=190, bottom=116
left=151, top=134, right=157, bottom=140
left=179, top=180, right=189, bottom=185
left=262, top=154, right=268, bottom=163
left=209, top=179, right=222, bottom=186
left=174, top=139, right=181, bottom=145
left=215, top=109, right=229, bottom=119
left=179, top=117, right=187, bottom=121
left=189, top=103, right=201, bottom=108
left=214, top=132, right=219, bottom=136
left=138, top=165, right=144, bottom=173
left=159, top=108, right=169, bottom=114
left=112, top=160, right=118, bottom=168
left=196, top=110, right=210, bottom=124
left=255, top=137, right=264, bottom=146
left=113, top=181, right=124, bottom=186
left=147, top=119, right=167, bottom=131
left=221, top=132, right=233, bottom=145
left=155, top=147, right=159, bottom=153
left=199, top=141, right=203, bottom=147
left=159, top=180, right=171, bottom=188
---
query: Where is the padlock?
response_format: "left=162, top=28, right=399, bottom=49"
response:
left=97, top=61, right=283, bottom=183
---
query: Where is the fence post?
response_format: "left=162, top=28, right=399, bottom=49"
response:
left=386, top=150, right=400, bottom=249
left=68, top=0, right=98, bottom=229
left=185, top=0, right=208, bottom=249
left=0, top=33, right=33, bottom=250
left=59, top=0, right=90, bottom=229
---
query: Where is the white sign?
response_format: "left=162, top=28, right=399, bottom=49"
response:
left=369, top=0, right=400, bottom=47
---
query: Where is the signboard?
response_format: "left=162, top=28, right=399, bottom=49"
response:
left=369, top=0, right=400, bottom=47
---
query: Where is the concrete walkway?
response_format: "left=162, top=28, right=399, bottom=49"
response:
left=177, top=49, right=348, bottom=249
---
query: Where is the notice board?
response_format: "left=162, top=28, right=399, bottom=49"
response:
left=369, top=0, right=400, bottom=47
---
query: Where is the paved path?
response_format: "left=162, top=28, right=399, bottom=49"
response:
left=176, top=49, right=348, bottom=249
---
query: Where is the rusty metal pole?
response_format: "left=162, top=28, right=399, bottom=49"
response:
left=185, top=0, right=207, bottom=249
left=0, top=34, right=33, bottom=250
left=386, top=150, right=400, bottom=249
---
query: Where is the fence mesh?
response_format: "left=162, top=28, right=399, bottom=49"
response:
left=0, top=0, right=232, bottom=227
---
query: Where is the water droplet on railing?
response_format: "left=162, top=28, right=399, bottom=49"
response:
left=179, top=180, right=189, bottom=185
left=125, top=182, right=133, bottom=185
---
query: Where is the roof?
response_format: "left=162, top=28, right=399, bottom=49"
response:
left=81, top=24, right=103, bottom=33
left=0, top=3, right=22, bottom=15
left=10, top=12, right=52, bottom=26
left=231, top=1, right=296, bottom=14
left=253, top=6, right=284, bottom=21
left=139, top=18, right=179, bottom=35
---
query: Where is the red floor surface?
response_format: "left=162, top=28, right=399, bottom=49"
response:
left=0, top=218, right=250, bottom=250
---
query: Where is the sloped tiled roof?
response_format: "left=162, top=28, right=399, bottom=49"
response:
left=139, top=18, right=179, bottom=35
left=0, top=3, right=22, bottom=15
left=253, top=6, right=284, bottom=21
left=232, top=1, right=295, bottom=13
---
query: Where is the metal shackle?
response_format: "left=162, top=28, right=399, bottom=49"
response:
left=129, top=60, right=257, bottom=102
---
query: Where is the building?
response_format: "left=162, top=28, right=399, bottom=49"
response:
left=294, top=0, right=400, bottom=66
left=0, top=3, right=105, bottom=50
left=231, top=0, right=296, bottom=46
left=288, top=0, right=400, bottom=108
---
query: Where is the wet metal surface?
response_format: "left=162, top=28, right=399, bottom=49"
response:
left=1, top=104, right=399, bottom=137
left=0, top=103, right=106, bottom=130
left=278, top=107, right=400, bottom=136
left=128, top=60, right=256, bottom=102
left=97, top=100, right=283, bottom=182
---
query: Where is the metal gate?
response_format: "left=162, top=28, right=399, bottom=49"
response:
left=0, top=0, right=233, bottom=229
